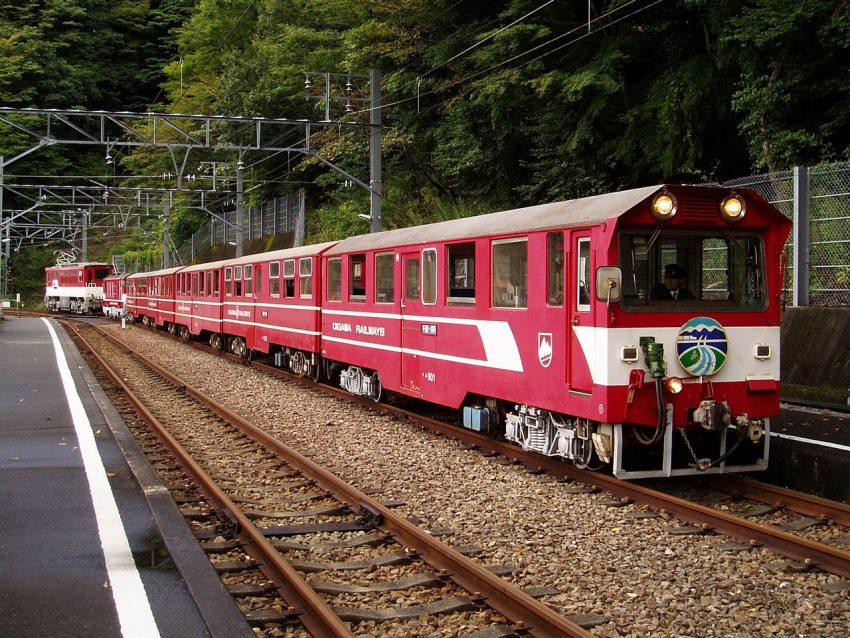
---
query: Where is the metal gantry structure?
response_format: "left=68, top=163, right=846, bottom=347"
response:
left=0, top=68, right=382, bottom=297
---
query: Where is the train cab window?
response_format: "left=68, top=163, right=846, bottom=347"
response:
left=547, top=232, right=564, bottom=306
left=577, top=238, right=591, bottom=310
left=422, top=248, right=437, bottom=305
left=327, top=258, right=342, bottom=301
left=299, top=258, right=313, bottom=298
left=225, top=266, right=232, bottom=296
left=492, top=238, right=528, bottom=308
left=244, top=265, right=253, bottom=295
left=447, top=243, right=475, bottom=305
left=283, top=259, right=296, bottom=298
left=269, top=261, right=280, bottom=297
left=375, top=252, right=394, bottom=303
left=349, top=254, right=366, bottom=302
left=618, top=231, right=766, bottom=310
left=95, top=267, right=111, bottom=281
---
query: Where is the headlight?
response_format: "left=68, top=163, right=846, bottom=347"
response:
left=665, top=376, right=684, bottom=394
left=720, top=193, right=746, bottom=222
left=651, top=190, right=677, bottom=221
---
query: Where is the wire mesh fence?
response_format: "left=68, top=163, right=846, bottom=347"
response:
left=174, top=193, right=302, bottom=266
left=722, top=161, right=850, bottom=306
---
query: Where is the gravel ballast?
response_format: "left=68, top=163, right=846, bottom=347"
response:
left=105, top=325, right=850, bottom=637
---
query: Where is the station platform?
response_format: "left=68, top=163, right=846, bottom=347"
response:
left=0, top=316, right=251, bottom=638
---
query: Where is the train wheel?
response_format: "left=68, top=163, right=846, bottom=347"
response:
left=167, top=323, right=177, bottom=335
left=209, top=333, right=223, bottom=351
left=369, top=371, right=384, bottom=403
left=310, top=356, right=322, bottom=383
left=179, top=326, right=190, bottom=341
left=229, top=336, right=247, bottom=358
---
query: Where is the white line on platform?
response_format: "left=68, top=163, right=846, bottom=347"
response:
left=43, top=318, right=161, bottom=638
left=770, top=431, right=850, bottom=452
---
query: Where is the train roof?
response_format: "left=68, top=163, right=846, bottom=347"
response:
left=325, top=185, right=662, bottom=255
left=47, top=262, right=111, bottom=269
left=126, top=266, right=183, bottom=279
left=179, top=242, right=338, bottom=273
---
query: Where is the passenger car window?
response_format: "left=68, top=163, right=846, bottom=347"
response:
left=492, top=238, right=528, bottom=308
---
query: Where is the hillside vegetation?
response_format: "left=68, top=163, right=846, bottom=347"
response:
left=2, top=1, right=849, bottom=300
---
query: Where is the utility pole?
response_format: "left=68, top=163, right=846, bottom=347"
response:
left=236, top=156, right=244, bottom=257
left=369, top=68, right=382, bottom=234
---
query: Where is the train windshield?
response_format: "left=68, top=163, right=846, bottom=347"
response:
left=618, top=230, right=766, bottom=310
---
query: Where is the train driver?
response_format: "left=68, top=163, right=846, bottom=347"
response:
left=649, top=263, right=695, bottom=301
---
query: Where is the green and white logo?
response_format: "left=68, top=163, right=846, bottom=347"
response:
left=675, top=316, right=728, bottom=376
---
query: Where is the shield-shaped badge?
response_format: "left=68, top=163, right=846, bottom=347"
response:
left=538, top=332, right=553, bottom=368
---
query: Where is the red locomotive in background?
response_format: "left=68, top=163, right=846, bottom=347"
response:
left=44, top=262, right=114, bottom=314
left=65, top=184, right=792, bottom=478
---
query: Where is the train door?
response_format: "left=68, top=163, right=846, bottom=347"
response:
left=568, top=234, right=594, bottom=394
left=400, top=251, right=422, bottom=393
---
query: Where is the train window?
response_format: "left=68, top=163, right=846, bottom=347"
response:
left=213, top=270, right=220, bottom=296
left=405, top=258, right=420, bottom=300
left=547, top=232, right=564, bottom=306
left=283, top=259, right=295, bottom=298
left=375, top=252, right=394, bottom=303
left=269, top=261, right=280, bottom=297
left=205, top=271, right=212, bottom=297
left=422, top=249, right=437, bottom=305
left=299, top=258, right=313, bottom=298
left=577, top=238, right=591, bottom=310
left=95, top=267, right=111, bottom=280
left=234, top=266, right=243, bottom=296
left=224, top=266, right=232, bottom=296
left=492, top=238, right=528, bottom=308
left=192, top=273, right=199, bottom=296
left=447, top=243, right=475, bottom=305
left=618, top=231, right=766, bottom=310
left=244, top=265, right=253, bottom=295
left=327, top=258, right=342, bottom=301
left=350, top=254, right=366, bottom=301
left=254, top=265, right=261, bottom=295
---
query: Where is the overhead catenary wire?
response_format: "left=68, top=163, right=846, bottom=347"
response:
left=356, top=0, right=665, bottom=117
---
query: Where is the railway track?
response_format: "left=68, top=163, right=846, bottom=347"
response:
left=188, top=335, right=850, bottom=581
left=63, top=318, right=594, bottom=638
left=111, top=320, right=850, bottom=582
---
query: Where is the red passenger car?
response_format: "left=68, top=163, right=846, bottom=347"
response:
left=320, top=185, right=791, bottom=478
left=219, top=245, right=336, bottom=376
left=125, top=267, right=180, bottom=328
left=45, top=262, right=114, bottom=313
left=102, top=273, right=130, bottom=319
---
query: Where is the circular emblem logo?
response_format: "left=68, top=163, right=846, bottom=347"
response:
left=676, top=316, right=728, bottom=376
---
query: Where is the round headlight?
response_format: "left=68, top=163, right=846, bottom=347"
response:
left=651, top=191, right=678, bottom=221
left=720, top=194, right=746, bottom=223
left=665, top=376, right=684, bottom=394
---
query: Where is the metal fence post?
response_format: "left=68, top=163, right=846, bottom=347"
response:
left=793, top=165, right=811, bottom=306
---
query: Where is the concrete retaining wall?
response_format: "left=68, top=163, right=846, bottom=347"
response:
left=781, top=307, right=850, bottom=406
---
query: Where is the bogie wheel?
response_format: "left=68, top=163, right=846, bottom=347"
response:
left=310, top=356, right=322, bottom=383
left=370, top=372, right=384, bottom=403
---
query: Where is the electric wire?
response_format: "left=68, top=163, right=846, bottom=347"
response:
left=355, top=0, right=665, bottom=116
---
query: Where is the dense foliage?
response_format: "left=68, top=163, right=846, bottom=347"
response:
left=1, top=0, right=850, bottom=302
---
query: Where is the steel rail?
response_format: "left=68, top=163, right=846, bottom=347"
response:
left=81, top=322, right=594, bottom=638
left=708, top=476, right=850, bottom=527
left=63, top=320, right=354, bottom=638
left=359, top=405, right=850, bottom=579
left=196, top=340, right=850, bottom=581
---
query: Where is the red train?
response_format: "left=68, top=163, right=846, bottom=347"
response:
left=100, top=184, right=791, bottom=478
left=102, top=272, right=130, bottom=319
left=44, top=262, right=114, bottom=313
